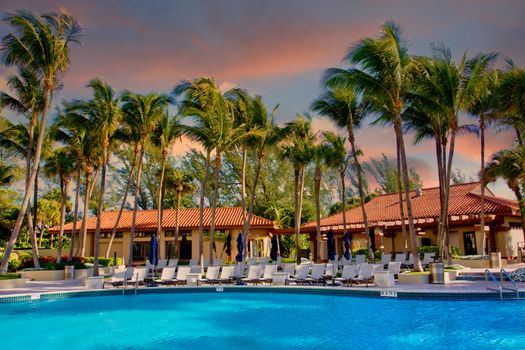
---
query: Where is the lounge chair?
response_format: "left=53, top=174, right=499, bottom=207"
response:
left=394, top=252, right=406, bottom=263
left=128, top=267, right=147, bottom=287
left=246, top=257, right=257, bottom=266
left=125, top=267, right=136, bottom=280
left=103, top=269, right=126, bottom=288
left=334, top=265, right=357, bottom=286
left=200, top=266, right=220, bottom=285
left=155, top=266, right=176, bottom=284
left=421, top=252, right=436, bottom=267
left=282, top=263, right=296, bottom=276
left=350, top=263, right=374, bottom=287
left=189, top=264, right=202, bottom=276
left=167, top=259, right=178, bottom=268
left=305, top=264, right=326, bottom=285
left=323, top=263, right=337, bottom=285
left=380, top=253, right=392, bottom=268
left=189, top=258, right=199, bottom=266
left=338, top=256, right=352, bottom=267
left=288, top=264, right=309, bottom=285
left=212, top=258, right=222, bottom=267
left=259, top=265, right=278, bottom=284
left=217, top=265, right=235, bottom=285
left=242, top=265, right=262, bottom=285
left=169, top=266, right=190, bottom=285
left=157, top=259, right=168, bottom=270
left=355, top=254, right=366, bottom=264
left=387, top=262, right=401, bottom=277
left=404, top=254, right=414, bottom=268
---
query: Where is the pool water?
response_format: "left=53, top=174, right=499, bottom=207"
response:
left=0, top=291, right=523, bottom=350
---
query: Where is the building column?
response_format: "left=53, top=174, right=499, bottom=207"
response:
left=376, top=228, right=384, bottom=254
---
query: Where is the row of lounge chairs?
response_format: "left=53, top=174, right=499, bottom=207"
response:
left=335, top=252, right=437, bottom=269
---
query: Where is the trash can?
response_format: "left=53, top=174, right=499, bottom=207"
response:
left=429, top=262, right=444, bottom=284
left=489, top=252, right=501, bottom=268
left=64, top=265, right=75, bottom=280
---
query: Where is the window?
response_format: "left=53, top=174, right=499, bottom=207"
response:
left=180, top=236, right=192, bottom=260
left=135, top=232, right=151, bottom=238
left=510, top=223, right=522, bottom=230
left=165, top=230, right=191, bottom=237
left=421, top=238, right=431, bottom=246
left=100, top=232, right=123, bottom=239
left=133, top=242, right=147, bottom=261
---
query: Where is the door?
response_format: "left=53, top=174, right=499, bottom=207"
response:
left=463, top=232, right=477, bottom=255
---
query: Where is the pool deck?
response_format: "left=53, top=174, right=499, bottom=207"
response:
left=1, top=264, right=524, bottom=301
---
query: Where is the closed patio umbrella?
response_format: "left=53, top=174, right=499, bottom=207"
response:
left=343, top=231, right=351, bottom=260
left=147, top=234, right=159, bottom=267
left=235, top=233, right=244, bottom=262
left=224, top=233, right=232, bottom=257
left=327, top=230, right=336, bottom=261
left=270, top=234, right=278, bottom=261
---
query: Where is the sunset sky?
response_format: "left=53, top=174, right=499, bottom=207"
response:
left=1, top=0, right=524, bottom=197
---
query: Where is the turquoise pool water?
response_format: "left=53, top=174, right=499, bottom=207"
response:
left=0, top=291, right=523, bottom=349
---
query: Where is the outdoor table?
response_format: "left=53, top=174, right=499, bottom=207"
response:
left=186, top=273, right=201, bottom=286
left=374, top=271, right=395, bottom=288
left=272, top=272, right=288, bottom=286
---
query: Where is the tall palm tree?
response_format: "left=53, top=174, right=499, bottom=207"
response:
left=0, top=161, right=17, bottom=186
left=240, top=96, right=280, bottom=264
left=1, top=8, right=83, bottom=273
left=465, top=58, right=499, bottom=254
left=121, top=91, right=172, bottom=266
left=0, top=67, right=44, bottom=264
left=165, top=169, right=196, bottom=258
left=484, top=145, right=525, bottom=239
left=311, top=87, right=373, bottom=259
left=281, top=114, right=315, bottom=263
left=495, top=66, right=525, bottom=146
left=43, top=148, right=75, bottom=263
left=325, top=21, right=423, bottom=270
left=310, top=139, right=330, bottom=262
left=151, top=112, right=184, bottom=244
left=82, top=79, right=121, bottom=275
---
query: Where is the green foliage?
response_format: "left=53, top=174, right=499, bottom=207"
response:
left=363, top=154, right=423, bottom=194
left=0, top=273, right=21, bottom=280
left=418, top=245, right=439, bottom=254
left=352, top=248, right=368, bottom=256
left=0, top=252, right=22, bottom=272
left=84, top=256, right=124, bottom=267
left=451, top=246, right=461, bottom=258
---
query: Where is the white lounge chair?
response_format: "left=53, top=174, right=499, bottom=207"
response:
left=260, top=265, right=278, bottom=284
left=350, top=263, right=374, bottom=287
left=155, top=266, right=176, bottom=284
left=405, top=254, right=414, bottom=268
left=247, top=257, right=257, bottom=266
left=394, top=253, right=406, bottom=263
left=103, top=270, right=126, bottom=288
left=323, top=263, right=337, bottom=285
left=338, top=256, right=352, bottom=267
left=288, top=264, right=309, bottom=285
left=157, top=259, right=168, bottom=270
left=217, top=265, right=235, bottom=285
left=380, top=253, right=392, bottom=267
left=421, top=252, right=436, bottom=267
left=242, top=265, right=261, bottom=284
left=334, top=265, right=357, bottom=286
left=387, top=262, right=401, bottom=277
left=170, top=266, right=190, bottom=285
left=167, top=259, right=178, bottom=268
left=212, top=258, right=222, bottom=267
left=355, top=254, right=366, bottom=264
left=305, top=264, right=326, bottom=285
left=189, top=265, right=202, bottom=274
left=282, top=263, right=296, bottom=276
left=200, top=266, right=220, bottom=285
left=128, top=267, right=146, bottom=287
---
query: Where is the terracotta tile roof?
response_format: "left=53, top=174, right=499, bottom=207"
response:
left=49, top=207, right=275, bottom=233
left=301, top=182, right=519, bottom=230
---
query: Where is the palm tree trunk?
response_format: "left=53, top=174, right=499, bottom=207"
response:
left=0, top=88, right=51, bottom=273
left=240, top=146, right=247, bottom=231
left=79, top=168, right=93, bottom=257
left=349, top=131, right=373, bottom=260
left=293, top=167, right=300, bottom=263
left=443, top=120, right=458, bottom=265
left=297, top=166, right=306, bottom=262
left=340, top=168, right=348, bottom=240
left=26, top=116, right=40, bottom=268
left=175, top=188, right=182, bottom=259
left=69, top=168, right=81, bottom=260
left=199, top=150, right=211, bottom=265
left=128, top=141, right=145, bottom=266
left=105, top=145, right=138, bottom=258
left=314, top=166, right=322, bottom=262
left=435, top=134, right=445, bottom=260
left=157, top=149, right=167, bottom=239
left=394, top=113, right=423, bottom=271
left=33, top=168, right=38, bottom=234
left=242, top=151, right=264, bottom=267
left=396, top=144, right=408, bottom=255
left=209, top=153, right=222, bottom=265
left=56, top=179, right=68, bottom=263
left=93, top=139, right=109, bottom=276
left=479, top=116, right=486, bottom=254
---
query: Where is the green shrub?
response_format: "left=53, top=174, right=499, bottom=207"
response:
left=451, top=246, right=460, bottom=258
left=84, top=257, right=124, bottom=267
left=0, top=273, right=21, bottom=280
left=373, top=250, right=381, bottom=260
left=0, top=253, right=22, bottom=272
left=352, top=248, right=368, bottom=256
left=418, top=246, right=439, bottom=254
left=280, top=257, right=297, bottom=264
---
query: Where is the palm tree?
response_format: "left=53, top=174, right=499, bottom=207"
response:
left=325, top=21, right=423, bottom=270
left=484, top=145, right=525, bottom=239
left=121, top=91, right=172, bottom=266
left=240, top=96, right=280, bottom=265
left=311, top=87, right=373, bottom=259
left=311, top=140, right=328, bottom=262
left=495, top=66, right=525, bottom=146
left=82, top=79, right=121, bottom=275
left=465, top=57, right=499, bottom=254
left=151, top=112, right=184, bottom=244
left=165, top=169, right=196, bottom=258
left=1, top=8, right=83, bottom=273
left=43, top=148, right=75, bottom=263
left=281, top=114, right=315, bottom=263
left=0, top=161, right=17, bottom=186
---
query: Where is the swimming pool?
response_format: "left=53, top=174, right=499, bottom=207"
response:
left=0, top=290, right=523, bottom=350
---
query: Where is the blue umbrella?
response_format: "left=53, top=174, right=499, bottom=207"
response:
left=270, top=234, right=278, bottom=261
left=147, top=234, right=159, bottom=266
left=327, top=230, right=336, bottom=261
left=343, top=231, right=351, bottom=260
left=235, top=233, right=244, bottom=262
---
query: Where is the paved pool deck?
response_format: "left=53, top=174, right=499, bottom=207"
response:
left=0, top=263, right=523, bottom=301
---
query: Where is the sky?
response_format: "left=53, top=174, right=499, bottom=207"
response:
left=1, top=0, right=524, bottom=198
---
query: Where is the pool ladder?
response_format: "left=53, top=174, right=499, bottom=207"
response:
left=485, top=269, right=520, bottom=301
